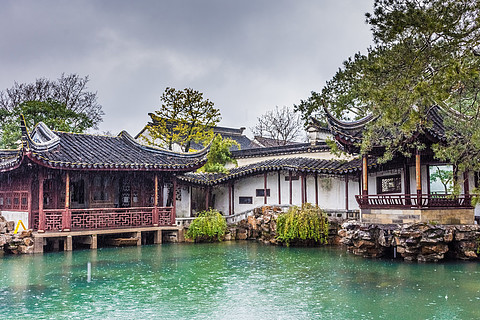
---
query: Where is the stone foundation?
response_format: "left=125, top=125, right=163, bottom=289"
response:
left=339, top=221, right=480, bottom=262
left=362, top=208, right=474, bottom=225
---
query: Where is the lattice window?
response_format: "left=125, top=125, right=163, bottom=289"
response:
left=377, top=175, right=402, bottom=194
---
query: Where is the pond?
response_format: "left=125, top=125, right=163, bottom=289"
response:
left=1, top=242, right=480, bottom=319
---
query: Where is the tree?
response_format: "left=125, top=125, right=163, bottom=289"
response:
left=430, top=166, right=453, bottom=194
left=140, top=87, right=221, bottom=152
left=199, top=134, right=240, bottom=173
left=0, top=73, right=103, bottom=148
left=251, top=106, right=304, bottom=145
left=297, top=0, right=480, bottom=170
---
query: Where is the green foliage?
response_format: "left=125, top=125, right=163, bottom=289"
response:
left=430, top=166, right=453, bottom=194
left=0, top=73, right=103, bottom=149
left=186, top=209, right=227, bottom=242
left=1, top=99, right=94, bottom=148
left=276, top=203, right=329, bottom=246
left=140, top=87, right=221, bottom=152
left=297, top=0, right=480, bottom=169
left=199, top=134, right=240, bottom=173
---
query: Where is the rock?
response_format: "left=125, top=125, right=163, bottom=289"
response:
left=6, top=221, right=15, bottom=232
left=19, top=230, right=32, bottom=238
left=444, top=229, right=454, bottom=242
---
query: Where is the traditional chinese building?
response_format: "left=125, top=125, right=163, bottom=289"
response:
left=0, top=117, right=208, bottom=252
left=325, top=105, right=477, bottom=224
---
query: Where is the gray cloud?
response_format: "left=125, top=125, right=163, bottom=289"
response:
left=0, top=0, right=373, bottom=136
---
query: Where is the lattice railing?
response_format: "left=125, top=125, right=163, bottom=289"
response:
left=32, top=207, right=174, bottom=231
left=0, top=191, right=29, bottom=211
left=355, top=194, right=472, bottom=209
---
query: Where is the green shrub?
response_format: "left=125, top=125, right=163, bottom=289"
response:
left=186, top=209, right=227, bottom=242
left=276, top=203, right=329, bottom=246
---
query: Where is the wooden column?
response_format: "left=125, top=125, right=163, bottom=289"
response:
left=228, top=183, right=232, bottom=215
left=362, top=154, right=368, bottom=195
left=426, top=165, right=431, bottom=195
left=205, top=186, right=210, bottom=209
left=28, top=176, right=33, bottom=231
left=404, top=163, right=411, bottom=205
left=301, top=173, right=305, bottom=204
left=153, top=174, right=159, bottom=226
left=304, top=174, right=308, bottom=204
left=38, top=170, right=45, bottom=232
left=315, top=173, right=319, bottom=206
left=415, top=150, right=422, bottom=207
left=345, top=174, right=349, bottom=211
left=172, top=177, right=177, bottom=225
left=231, top=181, right=235, bottom=215
left=263, top=172, right=267, bottom=205
left=62, top=171, right=71, bottom=231
left=289, top=171, right=293, bottom=205
left=278, top=171, right=281, bottom=204
left=159, top=176, right=164, bottom=207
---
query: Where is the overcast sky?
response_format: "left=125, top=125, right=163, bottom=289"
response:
left=0, top=0, right=373, bottom=137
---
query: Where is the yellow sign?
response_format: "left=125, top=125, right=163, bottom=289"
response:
left=13, top=220, right=26, bottom=234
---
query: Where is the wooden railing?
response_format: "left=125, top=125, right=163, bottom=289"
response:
left=33, top=206, right=174, bottom=231
left=355, top=194, right=472, bottom=209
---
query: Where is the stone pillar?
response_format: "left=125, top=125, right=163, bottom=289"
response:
left=154, top=230, right=162, bottom=244
left=91, top=234, right=97, bottom=249
left=64, top=235, right=72, bottom=251
left=135, top=231, right=142, bottom=246
left=33, top=236, right=44, bottom=254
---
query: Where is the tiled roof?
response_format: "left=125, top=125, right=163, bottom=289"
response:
left=15, top=119, right=208, bottom=172
left=325, top=105, right=452, bottom=153
left=231, top=141, right=330, bottom=159
left=0, top=149, right=23, bottom=172
left=253, top=136, right=300, bottom=148
left=178, top=156, right=377, bottom=186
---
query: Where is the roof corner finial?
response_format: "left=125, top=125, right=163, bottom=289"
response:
left=19, top=114, right=30, bottom=150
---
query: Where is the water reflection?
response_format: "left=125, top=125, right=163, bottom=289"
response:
left=1, top=243, right=480, bottom=319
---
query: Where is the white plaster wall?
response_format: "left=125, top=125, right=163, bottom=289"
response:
left=175, top=186, right=191, bottom=218
left=1, top=211, right=29, bottom=229
left=213, top=185, right=229, bottom=215
left=214, top=171, right=360, bottom=213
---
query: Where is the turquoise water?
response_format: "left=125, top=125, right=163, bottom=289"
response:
left=1, top=242, right=480, bottom=320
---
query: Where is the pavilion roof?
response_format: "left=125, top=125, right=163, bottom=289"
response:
left=324, top=105, right=452, bottom=154
left=0, top=117, right=209, bottom=173
left=178, top=156, right=378, bottom=186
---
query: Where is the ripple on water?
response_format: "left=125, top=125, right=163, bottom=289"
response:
left=1, top=243, right=480, bottom=319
